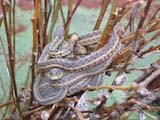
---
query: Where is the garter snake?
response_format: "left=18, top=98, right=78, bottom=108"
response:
left=37, top=32, right=120, bottom=72
left=33, top=73, right=104, bottom=105
left=38, top=28, right=104, bottom=80
left=39, top=26, right=88, bottom=80
left=47, top=26, right=88, bottom=58
left=33, top=31, right=121, bottom=105
left=38, top=28, right=103, bottom=63
left=47, top=28, right=103, bottom=58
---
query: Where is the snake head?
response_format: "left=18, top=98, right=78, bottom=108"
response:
left=53, top=26, right=64, bottom=39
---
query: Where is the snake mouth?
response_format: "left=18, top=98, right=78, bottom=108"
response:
left=33, top=74, right=68, bottom=105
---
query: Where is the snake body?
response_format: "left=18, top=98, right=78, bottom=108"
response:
left=33, top=27, right=121, bottom=105
left=37, top=32, right=119, bottom=72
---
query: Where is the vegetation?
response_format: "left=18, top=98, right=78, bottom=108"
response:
left=0, top=0, right=160, bottom=119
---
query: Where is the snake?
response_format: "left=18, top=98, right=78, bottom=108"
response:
left=33, top=30, right=121, bottom=105
left=37, top=32, right=120, bottom=72
left=37, top=27, right=103, bottom=80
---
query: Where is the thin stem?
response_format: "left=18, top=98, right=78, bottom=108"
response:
left=31, top=0, right=41, bottom=104
left=43, top=0, right=48, bottom=47
left=60, top=5, right=65, bottom=25
left=64, top=0, right=74, bottom=40
left=93, top=0, right=110, bottom=30
left=1, top=0, right=22, bottom=118
left=13, top=0, right=16, bottom=65
left=95, top=0, right=118, bottom=50
left=129, top=3, right=140, bottom=32
left=132, top=0, right=153, bottom=51
left=64, top=0, right=82, bottom=33
left=48, top=0, right=61, bottom=40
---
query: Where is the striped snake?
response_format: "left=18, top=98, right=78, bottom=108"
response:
left=33, top=27, right=121, bottom=105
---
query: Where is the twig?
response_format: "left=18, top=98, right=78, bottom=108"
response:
left=93, top=0, right=110, bottom=30
left=132, top=0, right=153, bottom=51
left=0, top=37, right=11, bottom=83
left=139, top=67, right=160, bottom=88
left=129, top=3, right=140, bottom=32
left=64, top=0, right=82, bottom=39
left=48, top=0, right=61, bottom=41
left=23, top=106, right=44, bottom=117
left=42, top=0, right=48, bottom=47
left=48, top=104, right=57, bottom=118
left=137, top=31, right=160, bottom=52
left=12, top=0, right=16, bottom=69
left=126, top=66, right=151, bottom=72
left=46, top=0, right=52, bottom=25
left=149, top=8, right=160, bottom=21
left=31, top=0, right=41, bottom=103
left=68, top=105, right=85, bottom=120
left=125, top=1, right=143, bottom=32
left=1, top=0, right=22, bottom=118
left=140, top=44, right=160, bottom=56
left=143, top=111, right=158, bottom=120
left=64, top=0, right=74, bottom=40
left=60, top=4, right=65, bottom=25
left=95, top=0, right=118, bottom=50
left=83, top=83, right=138, bottom=91
left=120, top=111, right=135, bottom=120
left=96, top=0, right=131, bottom=50
left=146, top=20, right=160, bottom=33
left=131, top=99, right=160, bottom=111
left=0, top=97, right=30, bottom=109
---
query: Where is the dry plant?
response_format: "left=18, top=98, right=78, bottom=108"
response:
left=0, top=0, right=160, bottom=120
